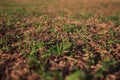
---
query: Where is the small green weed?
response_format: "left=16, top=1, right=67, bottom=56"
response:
left=46, top=38, right=72, bottom=55
left=66, top=70, right=87, bottom=80
left=27, top=40, right=45, bottom=67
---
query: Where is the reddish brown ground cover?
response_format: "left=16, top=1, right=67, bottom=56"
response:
left=0, top=0, right=120, bottom=80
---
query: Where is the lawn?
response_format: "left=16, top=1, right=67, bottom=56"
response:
left=0, top=0, right=120, bottom=80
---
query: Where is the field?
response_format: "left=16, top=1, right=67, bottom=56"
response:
left=0, top=0, right=120, bottom=80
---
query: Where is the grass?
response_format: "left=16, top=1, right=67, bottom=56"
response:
left=99, top=15, right=120, bottom=26
left=66, top=70, right=86, bottom=80
left=0, top=0, right=120, bottom=80
left=46, top=38, right=72, bottom=55
left=69, top=12, right=93, bottom=20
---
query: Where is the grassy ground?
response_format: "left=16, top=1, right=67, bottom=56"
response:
left=0, top=0, right=120, bottom=80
